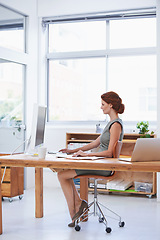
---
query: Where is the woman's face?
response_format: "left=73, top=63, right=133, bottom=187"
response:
left=101, top=100, right=112, bottom=114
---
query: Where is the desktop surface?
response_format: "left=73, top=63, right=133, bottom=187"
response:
left=0, top=154, right=160, bottom=173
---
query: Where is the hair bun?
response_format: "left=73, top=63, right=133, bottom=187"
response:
left=118, top=103, right=125, bottom=114
left=101, top=91, right=125, bottom=114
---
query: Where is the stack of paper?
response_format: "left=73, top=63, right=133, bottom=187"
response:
left=107, top=178, right=133, bottom=191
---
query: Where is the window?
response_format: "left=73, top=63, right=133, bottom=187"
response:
left=0, top=27, right=24, bottom=52
left=139, top=88, right=157, bottom=112
left=49, top=58, right=106, bottom=121
left=0, top=5, right=25, bottom=52
left=46, top=13, right=156, bottom=123
left=49, top=21, right=106, bottom=52
left=0, top=5, right=27, bottom=126
left=108, top=55, right=157, bottom=121
left=0, top=61, right=24, bottom=122
left=110, top=18, right=156, bottom=49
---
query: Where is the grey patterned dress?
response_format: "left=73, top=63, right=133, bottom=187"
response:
left=75, top=118, right=123, bottom=176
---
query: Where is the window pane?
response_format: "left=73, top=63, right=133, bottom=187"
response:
left=0, top=5, right=25, bottom=52
left=108, top=55, right=156, bottom=121
left=49, top=58, right=106, bottom=121
left=49, top=21, right=106, bottom=52
left=110, top=18, right=156, bottom=49
left=0, top=28, right=24, bottom=52
left=0, top=61, right=24, bottom=122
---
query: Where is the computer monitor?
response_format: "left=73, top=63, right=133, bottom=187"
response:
left=26, top=104, right=47, bottom=153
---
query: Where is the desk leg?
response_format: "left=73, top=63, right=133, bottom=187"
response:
left=0, top=169, right=2, bottom=234
left=80, top=177, right=88, bottom=202
left=35, top=168, right=43, bottom=218
left=80, top=177, right=88, bottom=221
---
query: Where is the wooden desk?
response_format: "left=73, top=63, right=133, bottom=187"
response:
left=66, top=133, right=157, bottom=196
left=0, top=154, right=160, bottom=235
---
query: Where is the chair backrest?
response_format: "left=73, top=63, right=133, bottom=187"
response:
left=112, top=141, right=123, bottom=158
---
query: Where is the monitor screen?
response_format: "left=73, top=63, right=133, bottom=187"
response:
left=35, top=106, right=46, bottom=147
left=27, top=104, right=47, bottom=153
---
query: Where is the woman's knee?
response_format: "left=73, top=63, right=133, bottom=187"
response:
left=57, top=169, right=76, bottom=182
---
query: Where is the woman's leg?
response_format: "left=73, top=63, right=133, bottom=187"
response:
left=57, top=170, right=82, bottom=219
left=70, top=178, right=83, bottom=213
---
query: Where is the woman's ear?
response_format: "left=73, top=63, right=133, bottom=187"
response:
left=109, top=103, right=113, bottom=108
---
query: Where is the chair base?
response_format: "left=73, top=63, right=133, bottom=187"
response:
left=74, top=179, right=125, bottom=232
left=75, top=198, right=125, bottom=232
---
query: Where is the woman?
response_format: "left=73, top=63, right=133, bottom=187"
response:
left=57, top=91, right=125, bottom=227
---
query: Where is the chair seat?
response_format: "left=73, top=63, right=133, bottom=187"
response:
left=74, top=171, right=116, bottom=181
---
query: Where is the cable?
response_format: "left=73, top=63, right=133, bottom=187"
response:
left=1, top=167, right=6, bottom=184
left=1, top=138, right=29, bottom=184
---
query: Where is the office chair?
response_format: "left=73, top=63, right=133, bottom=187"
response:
left=74, top=141, right=125, bottom=233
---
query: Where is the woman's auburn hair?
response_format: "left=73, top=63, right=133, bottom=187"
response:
left=101, top=91, right=125, bottom=114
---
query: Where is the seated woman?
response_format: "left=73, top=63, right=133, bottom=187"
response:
left=57, top=91, right=125, bottom=227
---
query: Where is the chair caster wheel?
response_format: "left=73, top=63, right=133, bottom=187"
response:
left=106, top=227, right=112, bottom=233
left=119, top=221, right=125, bottom=227
left=75, top=225, right=81, bottom=231
left=19, top=195, right=23, bottom=200
left=99, top=217, right=104, bottom=223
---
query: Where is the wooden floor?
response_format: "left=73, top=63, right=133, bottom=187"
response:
left=1, top=187, right=160, bottom=240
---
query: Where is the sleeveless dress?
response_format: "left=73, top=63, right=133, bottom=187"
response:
left=75, top=118, right=124, bottom=177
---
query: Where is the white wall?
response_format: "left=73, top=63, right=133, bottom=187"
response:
left=38, top=0, right=156, bottom=17
left=0, top=127, right=24, bottom=152
left=44, top=124, right=99, bottom=152
left=0, top=0, right=35, bottom=13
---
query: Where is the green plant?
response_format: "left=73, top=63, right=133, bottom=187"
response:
left=0, top=115, right=6, bottom=121
left=136, top=121, right=154, bottom=138
left=10, top=116, right=17, bottom=121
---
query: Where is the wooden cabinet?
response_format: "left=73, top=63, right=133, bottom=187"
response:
left=66, top=132, right=156, bottom=196
left=66, top=132, right=100, bottom=144
left=0, top=154, right=24, bottom=200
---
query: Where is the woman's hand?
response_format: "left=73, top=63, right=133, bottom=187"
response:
left=73, top=150, right=88, bottom=157
left=59, top=148, right=74, bottom=154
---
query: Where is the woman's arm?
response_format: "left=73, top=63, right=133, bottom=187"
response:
left=59, top=136, right=101, bottom=154
left=74, top=122, right=121, bottom=157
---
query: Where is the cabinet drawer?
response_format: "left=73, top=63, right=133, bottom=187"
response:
left=1, top=183, right=11, bottom=197
left=1, top=168, right=11, bottom=182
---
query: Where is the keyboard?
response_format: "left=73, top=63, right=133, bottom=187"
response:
left=55, top=152, right=69, bottom=158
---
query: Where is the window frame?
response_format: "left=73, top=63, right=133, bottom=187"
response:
left=0, top=4, right=28, bottom=141
left=45, top=11, right=156, bottom=125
